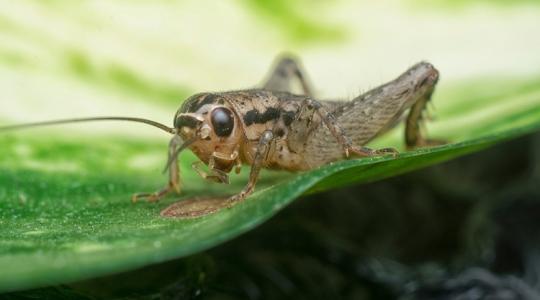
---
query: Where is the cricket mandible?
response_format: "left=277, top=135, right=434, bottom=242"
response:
left=0, top=56, right=441, bottom=204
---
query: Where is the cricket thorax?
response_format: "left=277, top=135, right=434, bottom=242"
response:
left=222, top=90, right=320, bottom=171
left=174, top=90, right=322, bottom=172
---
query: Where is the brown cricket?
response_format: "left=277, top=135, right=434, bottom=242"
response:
left=0, top=56, right=441, bottom=204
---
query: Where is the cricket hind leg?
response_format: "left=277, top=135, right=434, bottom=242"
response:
left=294, top=98, right=398, bottom=168
left=132, top=136, right=182, bottom=203
left=329, top=61, right=443, bottom=151
left=262, top=55, right=314, bottom=96
left=307, top=99, right=399, bottom=157
left=404, top=82, right=446, bottom=149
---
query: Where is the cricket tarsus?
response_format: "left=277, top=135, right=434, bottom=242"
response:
left=0, top=117, right=176, bottom=134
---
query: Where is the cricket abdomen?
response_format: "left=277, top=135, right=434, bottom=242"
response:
left=240, top=144, right=309, bottom=172
left=267, top=138, right=312, bottom=171
left=238, top=126, right=312, bottom=172
left=303, top=62, right=440, bottom=168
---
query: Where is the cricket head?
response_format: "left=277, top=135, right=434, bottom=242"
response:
left=173, top=93, right=242, bottom=172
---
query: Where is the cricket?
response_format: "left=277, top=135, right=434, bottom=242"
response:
left=0, top=56, right=442, bottom=204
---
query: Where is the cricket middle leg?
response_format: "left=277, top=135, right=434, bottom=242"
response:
left=228, top=130, right=274, bottom=204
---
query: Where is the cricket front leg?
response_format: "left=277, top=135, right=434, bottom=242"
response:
left=262, top=55, right=313, bottom=96
left=132, top=136, right=182, bottom=203
left=228, top=130, right=274, bottom=204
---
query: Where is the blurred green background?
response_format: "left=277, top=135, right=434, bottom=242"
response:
left=2, top=0, right=540, bottom=133
left=2, top=1, right=540, bottom=299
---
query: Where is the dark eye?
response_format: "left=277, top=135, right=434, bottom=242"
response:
left=211, top=107, right=234, bottom=137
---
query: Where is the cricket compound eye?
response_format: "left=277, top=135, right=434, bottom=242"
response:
left=211, top=107, right=234, bottom=137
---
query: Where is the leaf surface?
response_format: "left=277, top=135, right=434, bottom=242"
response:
left=1, top=76, right=540, bottom=292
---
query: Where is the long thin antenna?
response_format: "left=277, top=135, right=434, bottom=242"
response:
left=0, top=117, right=176, bottom=134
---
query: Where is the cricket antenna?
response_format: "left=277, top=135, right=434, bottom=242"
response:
left=0, top=117, right=176, bottom=134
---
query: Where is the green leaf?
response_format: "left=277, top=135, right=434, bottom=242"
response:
left=1, top=75, right=540, bottom=293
